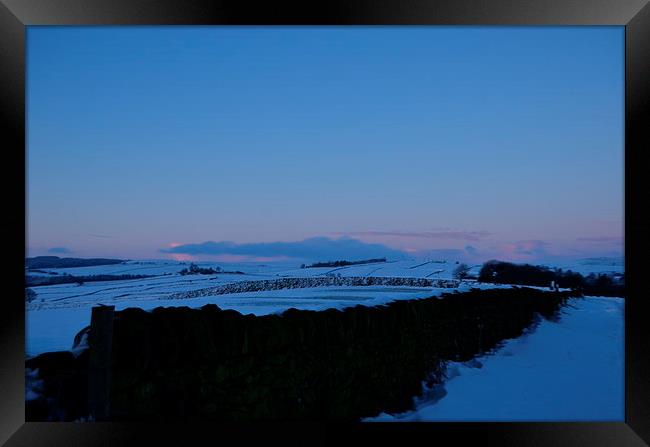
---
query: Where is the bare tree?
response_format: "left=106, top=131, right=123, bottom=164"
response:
left=25, top=288, right=37, bottom=303
left=453, top=263, right=471, bottom=280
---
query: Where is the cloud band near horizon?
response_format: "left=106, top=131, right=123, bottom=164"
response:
left=160, top=235, right=623, bottom=264
left=160, top=237, right=407, bottom=261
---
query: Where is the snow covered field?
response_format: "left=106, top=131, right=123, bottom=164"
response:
left=25, top=257, right=623, bottom=362
left=26, top=259, right=475, bottom=356
left=25, top=257, right=624, bottom=421
left=26, top=285, right=458, bottom=356
left=366, top=296, right=624, bottom=421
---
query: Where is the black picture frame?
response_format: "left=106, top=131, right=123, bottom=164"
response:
left=1, top=0, right=648, bottom=445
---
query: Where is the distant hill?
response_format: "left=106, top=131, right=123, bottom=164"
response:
left=26, top=256, right=126, bottom=269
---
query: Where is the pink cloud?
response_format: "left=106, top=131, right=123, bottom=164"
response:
left=168, top=253, right=195, bottom=262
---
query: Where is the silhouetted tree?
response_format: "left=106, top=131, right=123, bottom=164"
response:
left=478, top=261, right=624, bottom=297
left=179, top=263, right=221, bottom=275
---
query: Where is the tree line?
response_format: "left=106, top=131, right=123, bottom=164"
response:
left=26, top=273, right=154, bottom=287
left=301, top=258, right=387, bottom=269
left=178, top=263, right=244, bottom=275
left=477, top=260, right=624, bottom=297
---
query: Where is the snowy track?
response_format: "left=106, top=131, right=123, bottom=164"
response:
left=367, top=296, right=624, bottom=422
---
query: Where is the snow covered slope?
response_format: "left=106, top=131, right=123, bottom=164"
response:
left=25, top=258, right=624, bottom=358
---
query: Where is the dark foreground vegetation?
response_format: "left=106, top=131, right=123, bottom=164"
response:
left=26, top=287, right=575, bottom=421
left=301, top=257, right=387, bottom=268
left=26, top=274, right=153, bottom=288
left=26, top=256, right=126, bottom=269
left=478, top=260, right=624, bottom=297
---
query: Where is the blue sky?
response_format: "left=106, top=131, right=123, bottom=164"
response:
left=27, top=26, right=624, bottom=263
